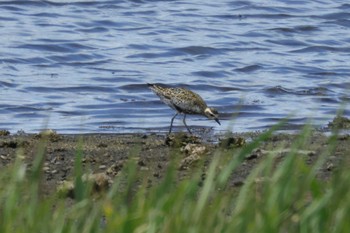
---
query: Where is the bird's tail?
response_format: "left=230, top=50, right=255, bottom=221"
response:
left=147, top=83, right=166, bottom=95
left=147, top=83, right=156, bottom=91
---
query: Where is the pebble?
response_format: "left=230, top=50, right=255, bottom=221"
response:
left=57, top=172, right=113, bottom=198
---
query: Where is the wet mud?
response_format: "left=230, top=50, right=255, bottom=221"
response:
left=1, top=122, right=349, bottom=198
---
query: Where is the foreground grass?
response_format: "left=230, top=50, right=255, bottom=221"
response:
left=0, top=126, right=349, bottom=233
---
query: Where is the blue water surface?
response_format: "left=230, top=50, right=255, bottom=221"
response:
left=1, top=0, right=349, bottom=134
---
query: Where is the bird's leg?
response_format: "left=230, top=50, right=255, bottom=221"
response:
left=169, top=112, right=178, bottom=134
left=182, top=114, right=192, bottom=134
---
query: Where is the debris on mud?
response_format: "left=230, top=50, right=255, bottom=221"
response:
left=0, top=130, right=349, bottom=198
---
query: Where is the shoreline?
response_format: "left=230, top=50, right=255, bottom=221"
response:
left=1, top=125, right=349, bottom=197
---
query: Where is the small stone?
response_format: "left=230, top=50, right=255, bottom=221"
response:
left=179, top=154, right=200, bottom=170
left=57, top=173, right=113, bottom=199
left=106, top=161, right=124, bottom=176
left=83, top=173, right=112, bottom=192
left=307, top=151, right=316, bottom=156
left=138, top=160, right=146, bottom=166
left=57, top=181, right=75, bottom=198
left=245, top=149, right=262, bottom=160
left=232, top=180, right=245, bottom=187
left=326, top=162, right=334, bottom=171
left=181, top=143, right=207, bottom=156
left=97, top=143, right=108, bottom=148
left=39, top=129, right=56, bottom=137
left=219, top=136, right=246, bottom=148
left=165, top=133, right=200, bottom=147
left=37, top=129, right=61, bottom=141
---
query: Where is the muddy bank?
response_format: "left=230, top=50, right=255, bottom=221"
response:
left=0, top=129, right=349, bottom=197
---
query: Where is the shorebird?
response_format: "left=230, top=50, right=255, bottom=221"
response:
left=148, top=83, right=220, bottom=134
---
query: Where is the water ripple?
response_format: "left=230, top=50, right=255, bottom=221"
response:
left=16, top=43, right=95, bottom=53
left=24, top=85, right=116, bottom=93
left=265, top=86, right=330, bottom=96
left=0, top=0, right=349, bottom=133
left=291, top=46, right=350, bottom=53
left=234, top=65, right=263, bottom=73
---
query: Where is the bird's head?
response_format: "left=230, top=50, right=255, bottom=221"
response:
left=204, top=107, right=221, bottom=125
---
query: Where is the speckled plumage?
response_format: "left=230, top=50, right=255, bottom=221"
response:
left=148, top=83, right=220, bottom=134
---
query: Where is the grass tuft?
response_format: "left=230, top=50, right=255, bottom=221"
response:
left=0, top=121, right=350, bottom=232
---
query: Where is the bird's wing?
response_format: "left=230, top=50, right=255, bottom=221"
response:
left=170, top=88, right=207, bottom=114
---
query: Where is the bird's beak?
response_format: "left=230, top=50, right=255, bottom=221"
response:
left=215, top=118, right=221, bottom=125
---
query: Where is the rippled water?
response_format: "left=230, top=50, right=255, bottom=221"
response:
left=1, top=0, right=349, bottom=134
